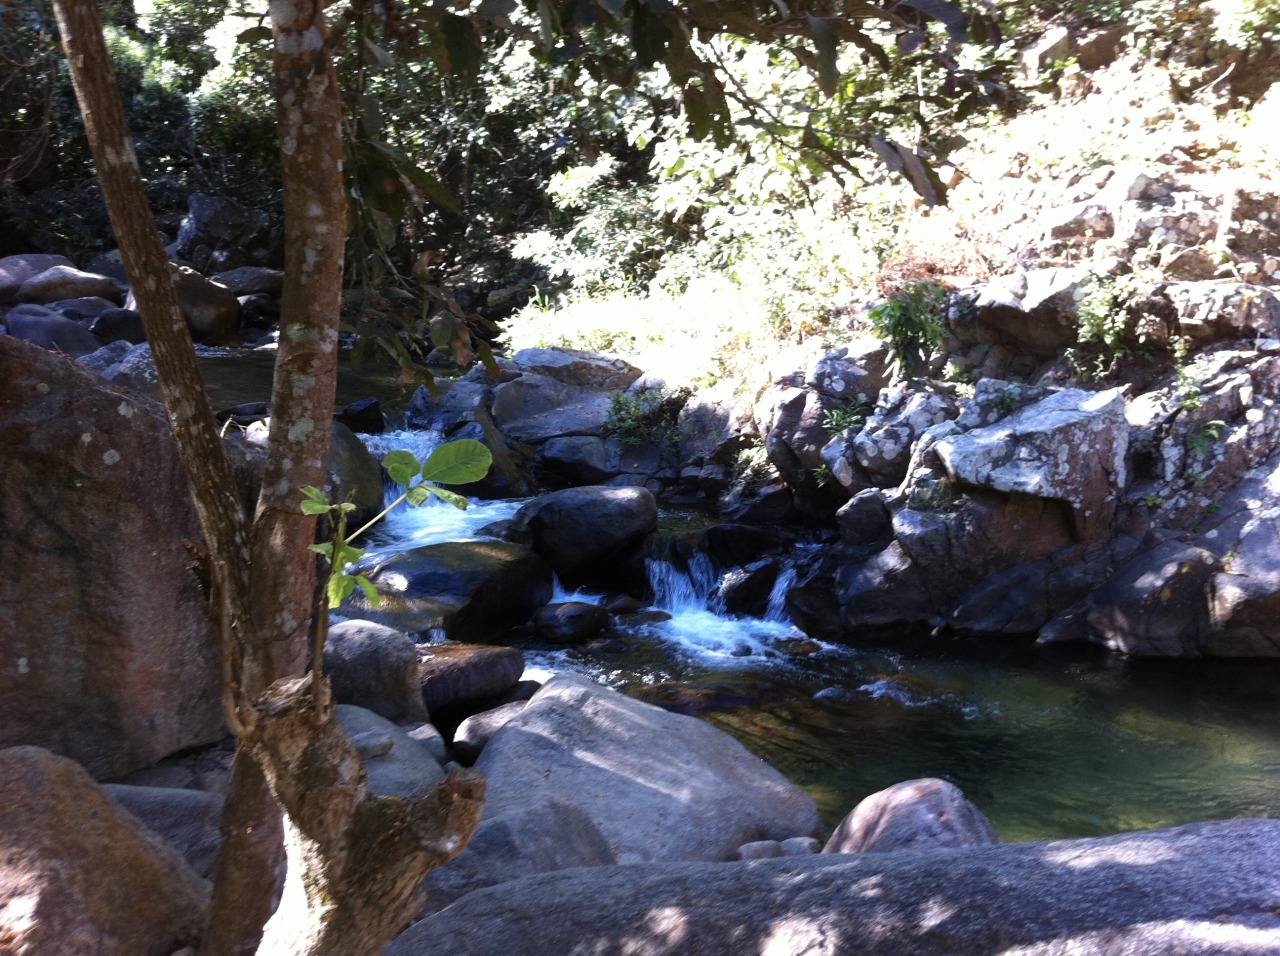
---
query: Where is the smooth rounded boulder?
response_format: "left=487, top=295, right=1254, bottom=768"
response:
left=822, top=777, right=998, bottom=854
left=323, top=619, right=428, bottom=724
left=513, top=485, right=657, bottom=591
left=0, top=746, right=208, bottom=955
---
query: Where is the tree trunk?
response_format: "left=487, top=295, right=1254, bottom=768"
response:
left=54, top=3, right=487, bottom=954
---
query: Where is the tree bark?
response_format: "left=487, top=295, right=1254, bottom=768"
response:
left=54, top=4, right=487, bottom=955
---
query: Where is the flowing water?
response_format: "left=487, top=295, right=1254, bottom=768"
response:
left=357, top=429, right=1280, bottom=841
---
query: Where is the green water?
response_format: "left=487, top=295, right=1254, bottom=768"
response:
left=532, top=632, right=1280, bottom=843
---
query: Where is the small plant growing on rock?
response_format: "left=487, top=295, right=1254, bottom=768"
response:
left=868, top=279, right=948, bottom=377
left=1186, top=419, right=1226, bottom=458
left=821, top=401, right=871, bottom=436
left=605, top=386, right=686, bottom=450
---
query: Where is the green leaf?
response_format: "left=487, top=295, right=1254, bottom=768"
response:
left=382, top=450, right=422, bottom=487
left=426, top=485, right=469, bottom=510
left=302, top=486, right=330, bottom=504
left=406, top=484, right=433, bottom=507
left=355, top=574, right=381, bottom=607
left=419, top=439, right=492, bottom=485
left=338, top=502, right=357, bottom=513
left=308, top=543, right=334, bottom=557
left=328, top=572, right=356, bottom=609
left=335, top=544, right=365, bottom=568
left=300, top=499, right=331, bottom=516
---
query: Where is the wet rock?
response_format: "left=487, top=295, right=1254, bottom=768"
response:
left=323, top=620, right=428, bottom=724
left=533, top=601, right=611, bottom=644
left=0, top=746, right=208, bottom=955
left=823, top=778, right=998, bottom=854
left=334, top=395, right=383, bottom=435
left=344, top=541, right=553, bottom=642
left=419, top=644, right=526, bottom=714
left=537, top=435, right=614, bottom=486
left=390, top=819, right=1280, bottom=956
left=513, top=486, right=657, bottom=592
left=326, top=421, right=383, bottom=529
left=717, top=561, right=779, bottom=618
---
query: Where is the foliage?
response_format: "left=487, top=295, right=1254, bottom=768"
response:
left=302, top=438, right=492, bottom=610
left=605, top=385, right=686, bottom=450
left=1172, top=339, right=1205, bottom=411
left=1186, top=419, right=1226, bottom=458
left=868, top=279, right=948, bottom=376
left=822, top=402, right=869, bottom=436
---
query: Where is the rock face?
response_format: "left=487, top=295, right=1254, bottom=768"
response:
left=936, top=387, right=1127, bottom=540
left=333, top=704, right=445, bottom=798
left=0, top=747, right=208, bottom=956
left=102, top=783, right=225, bottom=878
left=823, top=778, right=998, bottom=854
left=421, top=674, right=820, bottom=909
left=419, top=644, right=525, bottom=715
left=343, top=540, right=553, bottom=641
left=0, top=337, right=224, bottom=778
left=391, top=818, right=1280, bottom=956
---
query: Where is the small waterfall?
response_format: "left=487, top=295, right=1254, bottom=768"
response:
left=763, top=564, right=798, bottom=623
left=647, top=551, right=720, bottom=614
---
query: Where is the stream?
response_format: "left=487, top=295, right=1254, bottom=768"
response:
left=361, top=429, right=1280, bottom=841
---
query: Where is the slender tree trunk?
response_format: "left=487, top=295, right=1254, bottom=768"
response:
left=55, top=4, right=487, bottom=955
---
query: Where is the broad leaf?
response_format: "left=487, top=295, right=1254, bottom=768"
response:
left=300, top=499, right=331, bottom=516
left=355, top=574, right=381, bottom=607
left=406, top=484, right=433, bottom=506
left=382, top=450, right=422, bottom=487
left=301, top=486, right=330, bottom=504
left=426, top=485, right=470, bottom=510
left=419, top=439, right=492, bottom=485
left=328, top=573, right=356, bottom=608
left=308, top=543, right=334, bottom=557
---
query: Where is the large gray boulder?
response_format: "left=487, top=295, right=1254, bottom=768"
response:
left=390, top=818, right=1280, bottom=956
left=341, top=540, right=553, bottom=641
left=936, top=386, right=1127, bottom=540
left=4, top=307, right=104, bottom=357
left=513, top=486, right=657, bottom=591
left=472, top=675, right=820, bottom=864
left=854, top=382, right=959, bottom=488
left=0, top=337, right=224, bottom=778
left=0, top=747, right=208, bottom=956
left=510, top=347, right=642, bottom=389
left=823, top=778, right=998, bottom=854
left=419, top=643, right=525, bottom=715
left=0, top=252, right=74, bottom=301
left=124, top=264, right=240, bottom=342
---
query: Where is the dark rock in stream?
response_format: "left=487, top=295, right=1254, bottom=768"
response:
left=341, top=540, right=553, bottom=642
left=532, top=601, right=611, bottom=644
